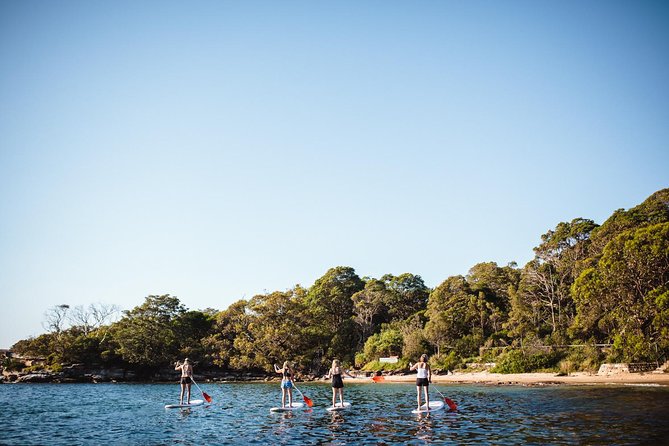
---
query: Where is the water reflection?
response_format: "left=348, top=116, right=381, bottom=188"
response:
left=412, top=414, right=436, bottom=442
left=2, top=383, right=669, bottom=445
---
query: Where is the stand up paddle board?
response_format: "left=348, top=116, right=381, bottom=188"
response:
left=326, top=402, right=351, bottom=412
left=270, top=402, right=304, bottom=412
left=411, top=400, right=445, bottom=414
left=165, top=399, right=204, bottom=409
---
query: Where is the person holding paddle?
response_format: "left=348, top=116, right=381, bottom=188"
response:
left=174, top=358, right=193, bottom=405
left=410, top=354, right=432, bottom=412
left=274, top=361, right=295, bottom=408
left=325, top=359, right=354, bottom=408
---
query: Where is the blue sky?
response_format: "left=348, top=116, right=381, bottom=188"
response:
left=1, top=1, right=668, bottom=348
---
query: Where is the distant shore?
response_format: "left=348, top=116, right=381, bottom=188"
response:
left=356, top=371, right=669, bottom=386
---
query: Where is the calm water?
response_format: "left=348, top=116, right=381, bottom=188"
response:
left=2, top=382, right=669, bottom=445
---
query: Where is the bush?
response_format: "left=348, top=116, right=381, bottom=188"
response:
left=2, top=358, right=26, bottom=371
left=454, top=334, right=483, bottom=358
left=354, top=353, right=366, bottom=368
left=361, top=328, right=403, bottom=363
left=491, top=349, right=563, bottom=374
left=429, top=352, right=462, bottom=372
left=559, top=345, right=603, bottom=373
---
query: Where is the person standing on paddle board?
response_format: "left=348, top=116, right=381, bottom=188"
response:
left=274, top=361, right=295, bottom=408
left=325, top=359, right=354, bottom=408
left=175, top=358, right=193, bottom=405
left=410, top=354, right=432, bottom=411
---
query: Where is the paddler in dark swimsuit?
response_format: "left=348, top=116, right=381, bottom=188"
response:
left=326, top=359, right=354, bottom=408
left=174, top=358, right=193, bottom=405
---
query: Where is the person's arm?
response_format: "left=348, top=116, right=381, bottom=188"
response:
left=274, top=364, right=281, bottom=374
left=174, top=362, right=182, bottom=371
left=409, top=362, right=418, bottom=371
left=427, top=364, right=432, bottom=382
left=345, top=369, right=355, bottom=378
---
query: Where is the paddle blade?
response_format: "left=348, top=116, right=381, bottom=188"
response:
left=303, top=395, right=313, bottom=407
left=444, top=397, right=457, bottom=411
left=202, top=392, right=212, bottom=403
left=372, top=375, right=385, bottom=383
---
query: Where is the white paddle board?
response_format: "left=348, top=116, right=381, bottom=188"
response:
left=270, top=402, right=304, bottom=412
left=165, top=399, right=204, bottom=409
left=411, top=400, right=444, bottom=414
left=326, top=402, right=351, bottom=412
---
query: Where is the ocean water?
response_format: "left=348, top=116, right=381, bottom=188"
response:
left=2, top=381, right=669, bottom=445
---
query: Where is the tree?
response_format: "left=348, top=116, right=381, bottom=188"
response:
left=466, top=262, right=520, bottom=337
left=572, top=223, right=669, bottom=361
left=588, top=188, right=669, bottom=255
left=173, top=310, right=215, bottom=362
left=69, top=303, right=120, bottom=335
left=305, top=266, right=364, bottom=361
left=352, top=279, right=389, bottom=347
left=362, top=327, right=403, bottom=361
left=517, top=219, right=598, bottom=338
left=111, top=295, right=186, bottom=369
left=241, top=288, right=313, bottom=371
left=424, top=276, right=473, bottom=355
left=202, top=300, right=252, bottom=369
left=381, top=273, right=430, bottom=322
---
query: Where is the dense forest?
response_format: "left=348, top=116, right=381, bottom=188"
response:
left=7, top=189, right=669, bottom=376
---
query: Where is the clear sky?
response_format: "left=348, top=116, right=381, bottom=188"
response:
left=1, top=1, right=668, bottom=348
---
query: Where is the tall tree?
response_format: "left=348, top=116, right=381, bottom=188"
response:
left=203, top=300, right=252, bottom=369
left=382, top=273, right=430, bottom=322
left=352, top=279, right=390, bottom=347
left=111, top=295, right=186, bottom=369
left=241, top=287, right=313, bottom=371
left=519, top=219, right=598, bottom=337
left=466, top=262, right=520, bottom=336
left=572, top=223, right=669, bottom=361
left=424, top=276, right=473, bottom=356
left=305, top=266, right=364, bottom=362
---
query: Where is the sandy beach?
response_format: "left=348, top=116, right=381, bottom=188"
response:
left=356, top=371, right=669, bottom=386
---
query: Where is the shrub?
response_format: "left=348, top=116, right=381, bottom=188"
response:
left=429, top=351, right=462, bottom=372
left=491, top=349, right=563, bottom=374
left=2, top=358, right=26, bottom=371
left=559, top=345, right=603, bottom=373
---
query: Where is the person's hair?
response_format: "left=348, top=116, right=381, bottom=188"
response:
left=420, top=354, right=428, bottom=363
left=332, top=359, right=340, bottom=369
left=283, top=361, right=290, bottom=369
left=184, top=358, right=190, bottom=362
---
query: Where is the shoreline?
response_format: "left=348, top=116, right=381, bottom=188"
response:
left=360, top=371, right=669, bottom=386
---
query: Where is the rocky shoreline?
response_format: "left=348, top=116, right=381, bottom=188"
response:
left=0, top=363, right=299, bottom=384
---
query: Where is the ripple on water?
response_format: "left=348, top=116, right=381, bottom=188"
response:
left=2, top=383, right=669, bottom=445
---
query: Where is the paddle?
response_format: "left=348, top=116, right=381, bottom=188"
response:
left=191, top=377, right=212, bottom=403
left=292, top=384, right=313, bottom=407
left=434, top=387, right=457, bottom=411
left=372, top=375, right=457, bottom=410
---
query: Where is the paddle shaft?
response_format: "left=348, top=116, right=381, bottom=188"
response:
left=191, top=377, right=212, bottom=403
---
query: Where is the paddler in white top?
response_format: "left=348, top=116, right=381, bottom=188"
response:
left=175, top=358, right=193, bottom=405
left=409, top=354, right=432, bottom=411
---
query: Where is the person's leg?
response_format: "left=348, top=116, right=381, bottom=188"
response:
left=424, top=386, right=429, bottom=411
left=281, top=386, right=286, bottom=408
left=416, top=385, right=422, bottom=410
left=332, top=387, right=336, bottom=407
left=186, top=383, right=191, bottom=404
left=338, top=388, right=343, bottom=406
left=180, top=382, right=185, bottom=404
left=288, top=387, right=293, bottom=407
